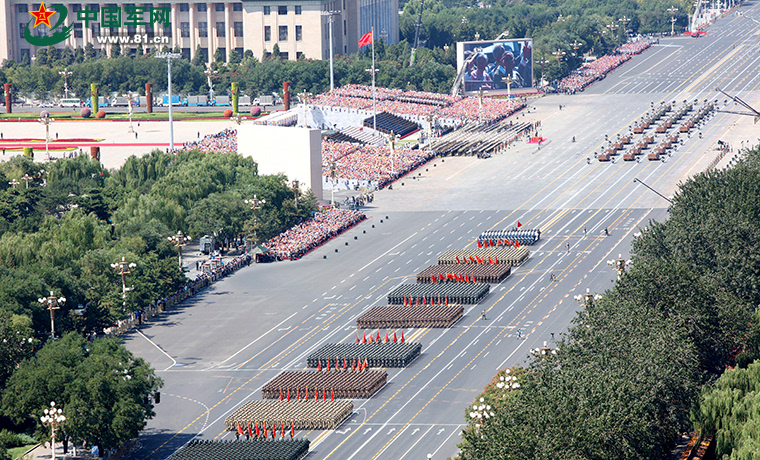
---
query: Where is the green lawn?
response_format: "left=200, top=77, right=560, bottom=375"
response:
left=8, top=444, right=37, bottom=460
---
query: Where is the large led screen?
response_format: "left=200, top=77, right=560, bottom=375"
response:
left=457, top=39, right=533, bottom=93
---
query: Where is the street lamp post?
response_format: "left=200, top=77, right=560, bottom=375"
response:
left=570, top=41, right=582, bottom=57
left=607, top=254, right=633, bottom=278
left=291, top=180, right=300, bottom=208
left=574, top=288, right=602, bottom=307
left=155, top=52, right=182, bottom=151
left=38, top=291, right=66, bottom=339
left=40, top=401, right=65, bottom=460
left=231, top=114, right=247, bottom=125
left=618, top=16, right=631, bottom=36
left=168, top=231, right=191, bottom=269
left=321, top=11, right=339, bottom=92
left=245, top=195, right=266, bottom=242
left=110, top=257, right=136, bottom=311
left=21, top=173, right=33, bottom=189
left=328, top=161, right=337, bottom=206
left=38, top=113, right=55, bottom=161
left=667, top=7, right=679, bottom=35
left=204, top=66, right=218, bottom=103
left=125, top=92, right=136, bottom=133
left=8, top=179, right=19, bottom=189
left=58, top=68, right=72, bottom=99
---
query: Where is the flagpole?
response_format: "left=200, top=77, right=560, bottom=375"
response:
left=372, top=26, right=376, bottom=131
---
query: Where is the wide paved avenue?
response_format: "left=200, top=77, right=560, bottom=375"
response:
left=122, top=5, right=760, bottom=460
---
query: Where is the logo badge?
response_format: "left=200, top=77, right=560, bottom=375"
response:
left=24, top=1, right=74, bottom=46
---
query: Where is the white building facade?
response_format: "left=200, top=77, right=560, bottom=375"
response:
left=0, top=0, right=398, bottom=63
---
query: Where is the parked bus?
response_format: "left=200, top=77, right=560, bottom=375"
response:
left=59, top=98, right=80, bottom=107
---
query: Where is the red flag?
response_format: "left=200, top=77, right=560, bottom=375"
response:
left=472, top=276, right=476, bottom=283
left=352, top=357, right=356, bottom=372
left=281, top=421, right=285, bottom=439
left=376, top=331, right=381, bottom=342
left=456, top=256, right=460, bottom=264
left=495, top=256, right=498, bottom=264
left=363, top=331, right=366, bottom=343
left=331, top=388, right=335, bottom=401
left=401, top=331, right=405, bottom=343
left=385, top=331, right=389, bottom=342
left=415, top=296, right=419, bottom=306
left=356, top=331, right=360, bottom=343
left=517, top=221, right=522, bottom=227
left=488, top=256, right=494, bottom=264
left=314, top=387, right=318, bottom=401
left=403, top=295, right=407, bottom=305
left=490, top=239, right=495, bottom=247
left=358, top=31, right=373, bottom=47
left=263, top=421, right=267, bottom=438
left=393, top=331, right=397, bottom=343
left=515, top=241, right=521, bottom=248
left=317, top=360, right=322, bottom=372
left=445, top=296, right=448, bottom=305
left=296, top=387, right=300, bottom=401
left=477, top=240, right=482, bottom=248
left=344, top=357, right=348, bottom=371
left=248, top=423, right=253, bottom=438
left=272, top=424, right=276, bottom=439
left=469, top=256, right=476, bottom=263
left=305, top=385, right=308, bottom=401
left=322, top=387, right=326, bottom=401
left=327, top=359, right=331, bottom=372
left=432, top=275, right=437, bottom=283
left=287, top=388, right=291, bottom=402
left=256, top=421, right=260, bottom=438
left=280, top=388, right=283, bottom=401
left=363, top=358, right=368, bottom=370
left=369, top=333, right=374, bottom=343
left=291, top=422, right=295, bottom=438
left=237, top=422, right=244, bottom=436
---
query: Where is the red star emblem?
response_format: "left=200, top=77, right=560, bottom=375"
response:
left=30, top=1, right=56, bottom=28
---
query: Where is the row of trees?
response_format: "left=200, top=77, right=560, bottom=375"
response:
left=0, top=148, right=319, bottom=456
left=458, top=143, right=760, bottom=459
left=1, top=0, right=697, bottom=101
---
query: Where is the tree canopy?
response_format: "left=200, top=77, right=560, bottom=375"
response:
left=458, top=143, right=760, bottom=459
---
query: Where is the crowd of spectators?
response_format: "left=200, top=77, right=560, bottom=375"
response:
left=557, top=42, right=652, bottom=94
left=443, top=98, right=525, bottom=124
left=322, top=141, right=435, bottom=188
left=309, top=85, right=525, bottom=125
left=179, top=128, right=237, bottom=154
left=322, top=140, right=360, bottom=163
left=263, top=208, right=366, bottom=260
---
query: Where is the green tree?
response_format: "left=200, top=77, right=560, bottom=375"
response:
left=74, top=46, right=85, bottom=64
left=84, top=43, right=96, bottom=61
left=110, top=43, right=121, bottom=58
left=34, top=49, right=48, bottom=66
left=191, top=45, right=205, bottom=66
left=60, top=46, right=74, bottom=66
left=1, top=333, right=162, bottom=455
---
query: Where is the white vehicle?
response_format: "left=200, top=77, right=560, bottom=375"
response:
left=59, top=98, right=80, bottom=107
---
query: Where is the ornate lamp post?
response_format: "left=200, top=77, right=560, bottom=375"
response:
left=38, top=113, right=55, bottom=161
left=291, top=180, right=300, bottom=208
left=574, top=288, right=602, bottom=307
left=124, top=92, right=137, bottom=133
left=110, top=257, right=136, bottom=311
left=570, top=41, right=582, bottom=57
left=58, top=68, right=72, bottom=99
left=667, top=6, right=679, bottom=35
left=204, top=66, right=219, bottom=103
left=38, top=291, right=66, bottom=339
left=618, top=16, right=631, bottom=34
left=231, top=114, right=247, bottom=125
left=40, top=401, right=65, bottom=460
left=244, top=195, right=266, bottom=242
left=607, top=254, right=633, bottom=278
left=21, top=173, right=33, bottom=189
left=328, top=161, right=337, bottom=206
left=168, top=231, right=191, bottom=269
left=8, top=179, right=20, bottom=189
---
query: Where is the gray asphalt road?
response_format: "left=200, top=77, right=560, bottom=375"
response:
left=121, top=5, right=760, bottom=460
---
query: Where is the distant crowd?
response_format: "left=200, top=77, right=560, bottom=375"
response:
left=179, top=128, right=237, bottom=154
left=557, top=41, right=652, bottom=94
left=322, top=140, right=435, bottom=189
left=263, top=208, right=366, bottom=260
left=309, top=85, right=524, bottom=125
